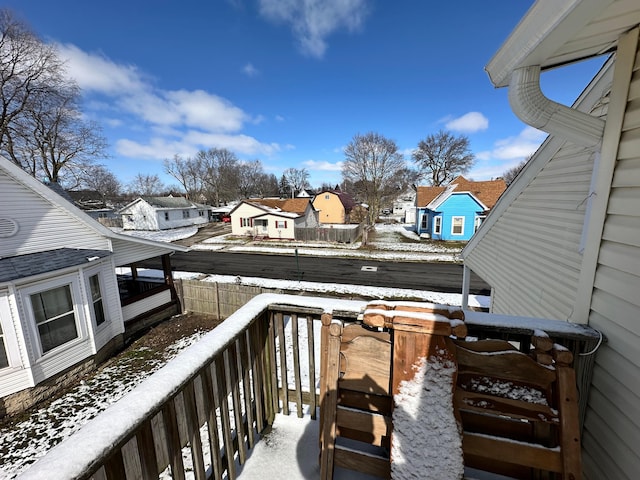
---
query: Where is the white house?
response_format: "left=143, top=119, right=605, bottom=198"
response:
left=119, top=196, right=211, bottom=231
left=0, top=157, right=188, bottom=418
left=230, top=198, right=319, bottom=239
left=391, top=188, right=417, bottom=224
left=461, top=2, right=640, bottom=478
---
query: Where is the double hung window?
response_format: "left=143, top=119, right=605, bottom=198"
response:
left=30, top=284, right=78, bottom=354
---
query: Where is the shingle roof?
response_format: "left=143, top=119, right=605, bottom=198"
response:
left=416, top=176, right=506, bottom=209
left=0, top=248, right=112, bottom=283
left=247, top=198, right=313, bottom=215
left=451, top=176, right=506, bottom=209
left=142, top=196, right=196, bottom=209
left=416, top=186, right=447, bottom=207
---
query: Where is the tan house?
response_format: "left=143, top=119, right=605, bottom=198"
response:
left=461, top=1, right=640, bottom=478
left=312, top=190, right=356, bottom=224
left=229, top=198, right=319, bottom=239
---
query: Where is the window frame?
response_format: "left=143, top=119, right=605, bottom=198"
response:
left=0, top=291, right=23, bottom=372
left=87, top=273, right=107, bottom=328
left=433, top=216, right=442, bottom=235
left=182, top=210, right=190, bottom=219
left=421, top=214, right=428, bottom=230
left=164, top=211, right=170, bottom=221
left=276, top=220, right=287, bottom=229
left=451, top=216, right=465, bottom=236
left=21, top=275, right=86, bottom=358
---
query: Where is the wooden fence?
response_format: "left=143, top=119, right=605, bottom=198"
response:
left=174, top=279, right=370, bottom=319
left=294, top=224, right=363, bottom=243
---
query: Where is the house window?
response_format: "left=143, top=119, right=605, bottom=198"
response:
left=89, top=274, right=106, bottom=327
left=127, top=215, right=133, bottom=222
left=198, top=210, right=204, bottom=217
left=182, top=210, right=190, bottom=219
left=433, top=216, right=442, bottom=235
left=164, top=212, right=170, bottom=221
left=325, top=194, right=330, bottom=200
left=276, top=220, right=287, bottom=229
left=421, top=214, right=428, bottom=229
left=241, top=218, right=252, bottom=227
left=0, top=323, right=8, bottom=369
left=451, top=216, right=464, bottom=235
left=30, top=284, right=78, bottom=354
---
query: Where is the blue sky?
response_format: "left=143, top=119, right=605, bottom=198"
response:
left=7, top=1, right=606, bottom=190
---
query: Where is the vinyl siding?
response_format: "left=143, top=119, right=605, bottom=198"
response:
left=465, top=140, right=596, bottom=320
left=0, top=175, right=109, bottom=257
left=230, top=203, right=264, bottom=236
left=312, top=193, right=346, bottom=224
left=110, top=238, right=173, bottom=267
left=121, top=289, right=172, bottom=322
left=583, top=34, right=640, bottom=479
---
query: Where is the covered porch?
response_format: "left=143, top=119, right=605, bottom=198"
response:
left=17, top=294, right=601, bottom=479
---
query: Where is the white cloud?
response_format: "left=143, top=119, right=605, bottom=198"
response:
left=303, top=159, right=343, bottom=171
left=57, top=43, right=147, bottom=95
left=57, top=44, right=280, bottom=160
left=445, top=112, right=489, bottom=133
left=243, top=63, right=259, bottom=77
left=258, top=0, right=370, bottom=58
left=275, top=115, right=285, bottom=122
left=476, top=126, right=546, bottom=161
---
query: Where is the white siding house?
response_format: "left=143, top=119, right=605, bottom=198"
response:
left=0, top=157, right=188, bottom=417
left=230, top=198, right=319, bottom=239
left=462, top=2, right=640, bottom=478
left=119, top=196, right=211, bottom=231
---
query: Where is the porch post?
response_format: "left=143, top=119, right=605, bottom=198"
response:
left=162, top=254, right=178, bottom=305
left=461, top=264, right=470, bottom=310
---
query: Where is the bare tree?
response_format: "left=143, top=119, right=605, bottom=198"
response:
left=412, top=130, right=475, bottom=186
left=21, top=83, right=107, bottom=184
left=198, top=148, right=240, bottom=205
left=341, top=132, right=406, bottom=224
left=78, top=164, right=121, bottom=198
left=283, top=167, right=310, bottom=197
left=0, top=10, right=107, bottom=182
left=501, top=157, right=529, bottom=185
left=237, top=159, right=266, bottom=198
left=127, top=173, right=165, bottom=196
left=163, top=154, right=206, bottom=201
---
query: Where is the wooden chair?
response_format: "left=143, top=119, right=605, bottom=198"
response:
left=319, top=319, right=393, bottom=479
left=319, top=301, right=467, bottom=479
left=453, top=336, right=582, bottom=479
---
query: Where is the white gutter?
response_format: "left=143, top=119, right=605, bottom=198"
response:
left=508, top=65, right=605, bottom=147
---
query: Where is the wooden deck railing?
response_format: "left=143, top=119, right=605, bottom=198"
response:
left=18, top=294, right=601, bottom=480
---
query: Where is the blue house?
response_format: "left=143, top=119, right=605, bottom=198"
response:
left=415, top=176, right=506, bottom=241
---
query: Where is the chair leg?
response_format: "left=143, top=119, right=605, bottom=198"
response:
left=320, top=321, right=343, bottom=480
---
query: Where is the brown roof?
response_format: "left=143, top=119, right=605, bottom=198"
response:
left=247, top=197, right=312, bottom=215
left=416, top=186, right=446, bottom=207
left=416, top=176, right=506, bottom=209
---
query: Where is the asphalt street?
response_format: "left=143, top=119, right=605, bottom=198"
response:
left=156, top=251, right=490, bottom=295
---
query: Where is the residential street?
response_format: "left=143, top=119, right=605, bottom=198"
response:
left=153, top=251, right=490, bottom=295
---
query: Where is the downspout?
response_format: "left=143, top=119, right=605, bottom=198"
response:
left=508, top=65, right=605, bottom=147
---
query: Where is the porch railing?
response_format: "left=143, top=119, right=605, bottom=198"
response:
left=18, top=294, right=601, bottom=480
